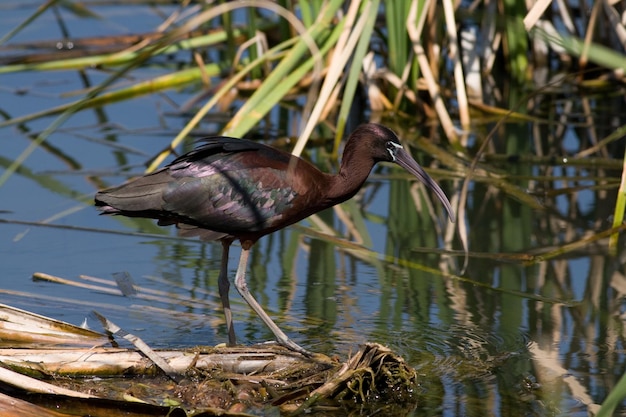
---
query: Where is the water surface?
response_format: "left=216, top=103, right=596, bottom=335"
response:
left=1, top=3, right=625, bottom=416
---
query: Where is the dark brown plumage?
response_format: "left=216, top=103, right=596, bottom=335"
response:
left=95, top=123, right=455, bottom=355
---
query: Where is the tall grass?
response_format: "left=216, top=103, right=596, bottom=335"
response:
left=2, top=1, right=625, bottom=146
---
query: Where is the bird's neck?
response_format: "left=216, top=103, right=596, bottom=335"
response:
left=327, top=154, right=375, bottom=203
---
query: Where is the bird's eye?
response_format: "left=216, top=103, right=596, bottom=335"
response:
left=386, top=141, right=401, bottom=161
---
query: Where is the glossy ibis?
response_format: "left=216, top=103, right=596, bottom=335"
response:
left=95, top=123, right=455, bottom=356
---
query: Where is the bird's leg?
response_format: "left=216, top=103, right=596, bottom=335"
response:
left=218, top=239, right=236, bottom=346
left=234, top=241, right=312, bottom=357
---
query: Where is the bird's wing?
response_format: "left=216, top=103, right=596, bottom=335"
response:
left=96, top=136, right=301, bottom=235
left=162, top=160, right=298, bottom=233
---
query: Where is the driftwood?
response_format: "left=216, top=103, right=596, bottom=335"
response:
left=0, top=302, right=419, bottom=416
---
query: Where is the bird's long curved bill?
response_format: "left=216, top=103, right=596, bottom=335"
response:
left=395, top=148, right=456, bottom=223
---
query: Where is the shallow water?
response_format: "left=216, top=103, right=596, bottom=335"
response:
left=1, top=3, right=626, bottom=416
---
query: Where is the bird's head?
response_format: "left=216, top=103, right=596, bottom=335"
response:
left=348, top=123, right=456, bottom=223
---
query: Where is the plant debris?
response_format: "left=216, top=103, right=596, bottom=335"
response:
left=0, top=303, right=419, bottom=416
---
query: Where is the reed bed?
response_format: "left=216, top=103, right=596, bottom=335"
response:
left=1, top=1, right=626, bottom=415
